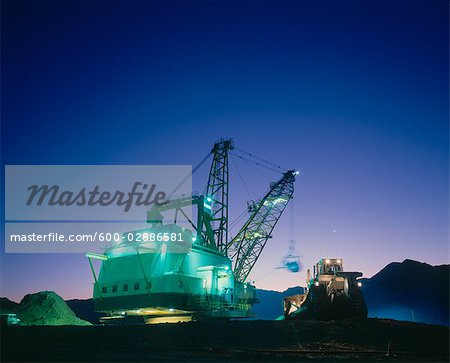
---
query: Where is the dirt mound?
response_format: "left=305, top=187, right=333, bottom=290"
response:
left=17, top=291, right=91, bottom=326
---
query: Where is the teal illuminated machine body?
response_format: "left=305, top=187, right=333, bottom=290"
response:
left=87, top=140, right=297, bottom=323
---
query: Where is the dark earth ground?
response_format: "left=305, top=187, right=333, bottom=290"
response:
left=1, top=318, right=448, bottom=362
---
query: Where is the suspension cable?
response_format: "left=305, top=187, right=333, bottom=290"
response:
left=167, top=152, right=211, bottom=199
left=289, top=200, right=295, bottom=242
left=238, top=155, right=272, bottom=182
left=233, top=154, right=282, bottom=174
left=230, top=154, right=253, bottom=200
left=234, top=147, right=288, bottom=172
left=229, top=209, right=249, bottom=232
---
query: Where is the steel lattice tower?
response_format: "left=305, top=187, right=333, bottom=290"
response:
left=205, top=139, right=233, bottom=254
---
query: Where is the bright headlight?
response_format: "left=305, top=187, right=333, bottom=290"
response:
left=314, top=281, right=319, bottom=287
left=357, top=282, right=362, bottom=287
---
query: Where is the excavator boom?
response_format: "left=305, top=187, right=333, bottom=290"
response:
left=228, top=170, right=297, bottom=282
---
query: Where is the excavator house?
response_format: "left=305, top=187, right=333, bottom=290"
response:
left=86, top=140, right=297, bottom=323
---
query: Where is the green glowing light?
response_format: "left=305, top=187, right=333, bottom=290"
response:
left=85, top=252, right=108, bottom=261
left=263, top=197, right=288, bottom=206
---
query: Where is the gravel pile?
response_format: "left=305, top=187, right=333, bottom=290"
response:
left=17, top=291, right=91, bottom=326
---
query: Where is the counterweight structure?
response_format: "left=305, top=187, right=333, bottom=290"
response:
left=87, top=139, right=298, bottom=323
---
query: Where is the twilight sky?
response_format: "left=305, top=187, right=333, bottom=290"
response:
left=1, top=0, right=448, bottom=301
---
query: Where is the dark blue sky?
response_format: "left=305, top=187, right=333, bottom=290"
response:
left=1, top=0, right=448, bottom=300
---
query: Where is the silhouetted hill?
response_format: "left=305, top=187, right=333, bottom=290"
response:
left=66, top=299, right=102, bottom=324
left=360, top=259, right=449, bottom=326
left=0, top=297, right=19, bottom=314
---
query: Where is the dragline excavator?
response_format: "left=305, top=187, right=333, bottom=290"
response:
left=86, top=139, right=298, bottom=323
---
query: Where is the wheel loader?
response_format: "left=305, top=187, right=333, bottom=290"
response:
left=283, top=258, right=367, bottom=320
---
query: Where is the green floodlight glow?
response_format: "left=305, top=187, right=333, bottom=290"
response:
left=192, top=236, right=197, bottom=242
left=263, top=197, right=288, bottom=206
left=204, top=196, right=213, bottom=211
left=85, top=252, right=108, bottom=261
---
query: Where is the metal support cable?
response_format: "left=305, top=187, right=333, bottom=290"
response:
left=233, top=154, right=281, bottom=175
left=229, top=209, right=249, bottom=231
left=234, top=147, right=288, bottom=172
left=168, top=152, right=211, bottom=199
left=230, top=154, right=253, bottom=200
left=238, top=155, right=272, bottom=182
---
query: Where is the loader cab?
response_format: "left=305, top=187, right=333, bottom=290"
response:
left=314, top=258, right=343, bottom=278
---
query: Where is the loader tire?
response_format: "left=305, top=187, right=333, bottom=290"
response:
left=349, top=287, right=368, bottom=319
left=311, top=285, right=329, bottom=320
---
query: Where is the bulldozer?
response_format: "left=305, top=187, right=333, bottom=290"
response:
left=284, top=258, right=367, bottom=320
